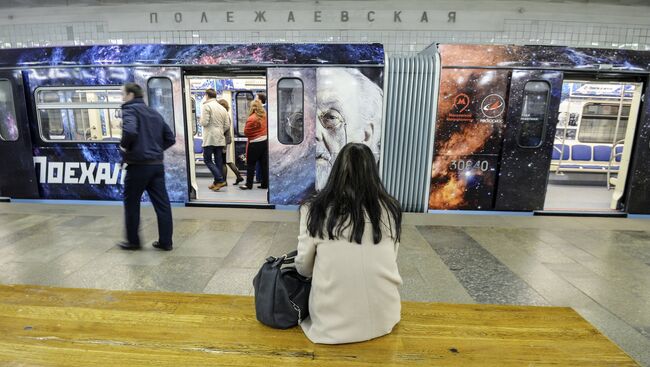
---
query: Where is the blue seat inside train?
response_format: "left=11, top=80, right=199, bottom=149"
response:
left=571, top=145, right=592, bottom=161
left=615, top=146, right=623, bottom=162
left=554, top=144, right=622, bottom=172
left=194, top=137, right=203, bottom=155
left=552, top=144, right=570, bottom=160
left=593, top=145, right=611, bottom=162
left=194, top=137, right=204, bottom=163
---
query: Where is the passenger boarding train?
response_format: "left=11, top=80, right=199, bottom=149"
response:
left=0, top=43, right=649, bottom=215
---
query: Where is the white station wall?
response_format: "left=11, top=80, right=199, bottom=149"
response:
left=0, top=1, right=649, bottom=54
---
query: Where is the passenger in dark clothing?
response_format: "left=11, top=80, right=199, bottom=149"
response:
left=117, top=83, right=175, bottom=251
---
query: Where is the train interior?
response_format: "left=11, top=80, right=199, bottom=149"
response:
left=184, top=73, right=268, bottom=204
left=543, top=78, right=644, bottom=212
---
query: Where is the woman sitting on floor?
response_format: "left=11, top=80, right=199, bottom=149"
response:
left=295, top=143, right=403, bottom=344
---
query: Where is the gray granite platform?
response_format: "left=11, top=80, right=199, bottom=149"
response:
left=0, top=202, right=649, bottom=366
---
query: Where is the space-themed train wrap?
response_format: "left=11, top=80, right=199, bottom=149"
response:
left=494, top=70, right=563, bottom=211
left=0, top=82, right=19, bottom=142
left=430, top=44, right=650, bottom=213
left=267, top=67, right=384, bottom=205
left=0, top=44, right=384, bottom=68
left=268, top=68, right=316, bottom=205
left=435, top=44, right=650, bottom=71
left=429, top=68, right=510, bottom=210
left=26, top=66, right=188, bottom=202
left=627, top=87, right=650, bottom=214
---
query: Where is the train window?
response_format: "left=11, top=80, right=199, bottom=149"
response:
left=0, top=80, right=19, bottom=141
left=277, top=78, right=304, bottom=145
left=35, top=87, right=123, bottom=143
left=147, top=78, right=175, bottom=134
left=235, top=92, right=255, bottom=136
left=518, top=81, right=550, bottom=148
left=578, top=103, right=629, bottom=144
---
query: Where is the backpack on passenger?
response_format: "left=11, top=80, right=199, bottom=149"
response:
left=252, top=250, right=311, bottom=329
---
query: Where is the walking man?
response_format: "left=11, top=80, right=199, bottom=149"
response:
left=117, top=83, right=175, bottom=251
left=200, top=88, right=229, bottom=191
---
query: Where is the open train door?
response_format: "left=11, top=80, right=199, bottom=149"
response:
left=0, top=70, right=39, bottom=199
left=626, top=81, right=650, bottom=214
left=495, top=70, right=563, bottom=211
left=267, top=68, right=316, bottom=206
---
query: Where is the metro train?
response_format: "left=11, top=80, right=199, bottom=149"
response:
left=0, top=43, right=649, bottom=215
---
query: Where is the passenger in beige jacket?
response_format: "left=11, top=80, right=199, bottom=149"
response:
left=199, top=88, right=230, bottom=191
left=295, top=143, right=403, bottom=344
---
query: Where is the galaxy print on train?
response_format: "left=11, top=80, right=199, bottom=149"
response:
left=0, top=44, right=384, bottom=68
left=431, top=44, right=650, bottom=214
left=429, top=69, right=509, bottom=210
left=0, top=86, right=19, bottom=141
left=25, top=66, right=188, bottom=202
left=436, top=44, right=650, bottom=71
left=267, top=68, right=316, bottom=205
left=495, top=71, right=563, bottom=211
left=627, top=85, right=650, bottom=214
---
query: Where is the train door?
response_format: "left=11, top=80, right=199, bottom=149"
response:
left=267, top=68, right=315, bottom=206
left=626, top=81, right=650, bottom=214
left=183, top=73, right=269, bottom=205
left=494, top=70, right=563, bottom=211
left=0, top=70, right=39, bottom=198
left=543, top=79, right=644, bottom=212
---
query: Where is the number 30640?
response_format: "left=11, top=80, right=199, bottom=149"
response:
left=450, top=160, right=490, bottom=171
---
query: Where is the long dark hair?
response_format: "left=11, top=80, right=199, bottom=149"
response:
left=303, top=143, right=402, bottom=244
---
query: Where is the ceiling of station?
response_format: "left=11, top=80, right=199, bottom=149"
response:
left=0, top=0, right=649, bottom=7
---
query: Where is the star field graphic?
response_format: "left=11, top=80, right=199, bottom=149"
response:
left=626, top=94, right=650, bottom=214
left=494, top=70, right=563, bottom=211
left=438, top=44, right=650, bottom=71
left=25, top=67, right=188, bottom=202
left=0, top=44, right=384, bottom=68
left=429, top=69, right=510, bottom=210
left=1, top=44, right=384, bottom=203
left=429, top=44, right=650, bottom=212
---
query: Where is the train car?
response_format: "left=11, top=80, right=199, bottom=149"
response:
left=0, top=44, right=388, bottom=208
left=1, top=43, right=649, bottom=216
left=426, top=44, right=650, bottom=215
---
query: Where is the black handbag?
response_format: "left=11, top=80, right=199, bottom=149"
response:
left=253, top=250, right=311, bottom=329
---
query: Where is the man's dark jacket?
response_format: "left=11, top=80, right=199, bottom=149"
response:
left=120, top=97, right=175, bottom=163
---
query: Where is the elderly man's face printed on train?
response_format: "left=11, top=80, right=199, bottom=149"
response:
left=315, top=68, right=382, bottom=190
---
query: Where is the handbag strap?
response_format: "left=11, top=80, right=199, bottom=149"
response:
left=266, top=250, right=299, bottom=267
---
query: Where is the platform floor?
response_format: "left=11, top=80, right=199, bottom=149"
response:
left=0, top=203, right=649, bottom=365
left=0, top=284, right=639, bottom=366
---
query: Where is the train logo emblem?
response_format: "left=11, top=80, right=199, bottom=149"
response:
left=452, top=93, right=470, bottom=113
left=480, top=94, right=505, bottom=118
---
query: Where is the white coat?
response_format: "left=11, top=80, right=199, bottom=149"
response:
left=199, top=99, right=229, bottom=147
left=295, top=205, right=402, bottom=344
